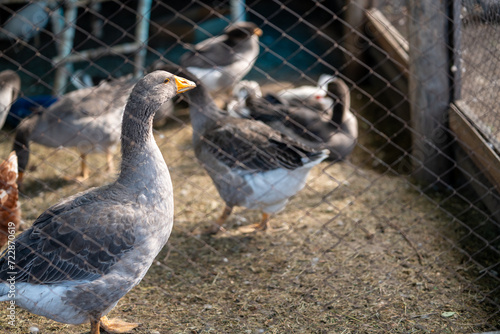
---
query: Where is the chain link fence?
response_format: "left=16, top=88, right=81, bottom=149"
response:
left=0, top=0, right=499, bottom=332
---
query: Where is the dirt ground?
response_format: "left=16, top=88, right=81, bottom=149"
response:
left=0, top=102, right=497, bottom=333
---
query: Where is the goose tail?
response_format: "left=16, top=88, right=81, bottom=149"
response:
left=302, top=149, right=329, bottom=166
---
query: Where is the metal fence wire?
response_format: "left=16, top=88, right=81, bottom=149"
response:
left=0, top=0, right=499, bottom=333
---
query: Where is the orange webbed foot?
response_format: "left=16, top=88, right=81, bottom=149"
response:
left=100, top=316, right=140, bottom=333
left=238, top=213, right=270, bottom=233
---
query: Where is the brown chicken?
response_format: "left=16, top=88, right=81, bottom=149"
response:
left=0, top=151, right=20, bottom=248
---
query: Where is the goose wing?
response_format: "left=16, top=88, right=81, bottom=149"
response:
left=201, top=118, right=325, bottom=172
left=0, top=190, right=137, bottom=284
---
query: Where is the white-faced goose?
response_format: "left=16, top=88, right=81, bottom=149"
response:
left=228, top=77, right=358, bottom=161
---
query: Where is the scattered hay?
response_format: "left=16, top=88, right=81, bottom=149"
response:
left=0, top=109, right=497, bottom=333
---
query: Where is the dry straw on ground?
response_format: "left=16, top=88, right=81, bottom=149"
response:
left=0, top=107, right=497, bottom=333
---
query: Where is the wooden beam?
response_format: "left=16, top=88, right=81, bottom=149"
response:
left=365, top=7, right=410, bottom=98
left=366, top=8, right=409, bottom=78
left=453, top=144, right=500, bottom=226
left=449, top=102, right=500, bottom=190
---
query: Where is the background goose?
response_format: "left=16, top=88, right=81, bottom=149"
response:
left=13, top=76, right=135, bottom=183
left=277, top=74, right=336, bottom=114
left=163, top=65, right=328, bottom=234
left=229, top=77, right=358, bottom=161
left=69, top=70, right=174, bottom=127
left=180, top=21, right=262, bottom=96
left=0, top=70, right=21, bottom=129
left=226, top=79, right=263, bottom=118
left=0, top=71, right=196, bottom=334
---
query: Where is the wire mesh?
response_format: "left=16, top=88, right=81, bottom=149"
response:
left=0, top=0, right=498, bottom=332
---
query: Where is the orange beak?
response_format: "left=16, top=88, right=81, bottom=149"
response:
left=254, top=28, right=263, bottom=37
left=174, top=76, right=196, bottom=94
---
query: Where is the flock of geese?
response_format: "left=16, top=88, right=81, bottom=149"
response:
left=0, top=21, right=358, bottom=333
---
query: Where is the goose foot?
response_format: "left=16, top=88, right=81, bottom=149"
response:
left=238, top=223, right=269, bottom=233
left=70, top=153, right=90, bottom=182
left=100, top=316, right=140, bottom=333
left=191, top=205, right=232, bottom=235
left=90, top=318, right=100, bottom=334
left=63, top=174, right=88, bottom=182
left=75, top=175, right=88, bottom=182
left=238, top=222, right=289, bottom=233
left=238, top=213, right=271, bottom=233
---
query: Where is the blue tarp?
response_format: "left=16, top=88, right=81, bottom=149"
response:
left=7, top=95, right=58, bottom=127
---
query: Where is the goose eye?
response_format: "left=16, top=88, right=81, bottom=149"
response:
left=163, top=78, right=170, bottom=84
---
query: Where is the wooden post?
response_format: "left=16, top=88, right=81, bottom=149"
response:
left=344, top=0, right=373, bottom=81
left=408, top=0, right=456, bottom=187
left=451, top=0, right=462, bottom=101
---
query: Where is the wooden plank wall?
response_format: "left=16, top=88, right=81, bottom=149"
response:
left=363, top=3, right=500, bottom=220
